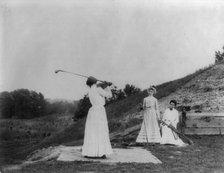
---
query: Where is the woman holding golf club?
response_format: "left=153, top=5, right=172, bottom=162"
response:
left=82, top=76, right=114, bottom=158
left=160, top=100, right=187, bottom=146
left=136, top=86, right=161, bottom=144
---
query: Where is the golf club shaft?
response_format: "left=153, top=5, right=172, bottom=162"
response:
left=55, top=69, right=105, bottom=83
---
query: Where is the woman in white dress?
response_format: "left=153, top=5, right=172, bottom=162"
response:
left=160, top=100, right=187, bottom=146
left=82, top=76, right=113, bottom=158
left=136, top=86, right=161, bottom=143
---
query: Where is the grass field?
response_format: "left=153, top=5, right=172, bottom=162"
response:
left=1, top=136, right=224, bottom=173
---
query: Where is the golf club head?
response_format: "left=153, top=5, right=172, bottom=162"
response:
left=55, top=70, right=64, bottom=74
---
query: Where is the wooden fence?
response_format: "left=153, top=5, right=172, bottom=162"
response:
left=183, top=113, right=224, bottom=135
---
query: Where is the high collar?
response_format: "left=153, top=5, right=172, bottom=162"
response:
left=91, top=84, right=97, bottom=88
left=169, top=108, right=175, bottom=111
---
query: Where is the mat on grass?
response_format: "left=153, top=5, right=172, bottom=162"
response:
left=26, top=145, right=162, bottom=164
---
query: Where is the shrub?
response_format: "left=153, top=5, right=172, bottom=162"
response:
left=203, top=86, right=213, bottom=92
left=123, top=84, right=141, bottom=97
left=191, top=104, right=203, bottom=110
left=215, top=46, right=224, bottom=64
left=73, top=94, right=91, bottom=120
left=0, top=89, right=47, bottom=119
left=218, top=86, right=224, bottom=91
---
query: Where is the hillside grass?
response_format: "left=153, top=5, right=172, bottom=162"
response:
left=0, top=113, right=74, bottom=166
left=107, top=64, right=214, bottom=118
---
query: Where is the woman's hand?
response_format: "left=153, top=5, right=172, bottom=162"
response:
left=109, top=84, right=116, bottom=90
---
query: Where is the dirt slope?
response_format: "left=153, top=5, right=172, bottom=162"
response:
left=159, top=63, right=224, bottom=113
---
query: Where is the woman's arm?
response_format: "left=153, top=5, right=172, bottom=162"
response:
left=143, top=98, right=146, bottom=109
left=171, top=110, right=179, bottom=127
left=162, top=109, right=171, bottom=124
left=155, top=99, right=160, bottom=120
left=97, top=86, right=112, bottom=98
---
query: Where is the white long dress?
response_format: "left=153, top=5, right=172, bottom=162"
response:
left=160, top=108, right=186, bottom=146
left=136, top=96, right=161, bottom=143
left=82, top=84, right=113, bottom=157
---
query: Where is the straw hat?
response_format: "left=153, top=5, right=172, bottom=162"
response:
left=148, top=85, right=157, bottom=94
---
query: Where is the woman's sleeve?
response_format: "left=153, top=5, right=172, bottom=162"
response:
left=162, top=110, right=167, bottom=121
left=162, top=109, right=171, bottom=124
left=162, top=112, right=165, bottom=121
left=143, top=98, right=146, bottom=109
left=171, top=110, right=179, bottom=127
left=155, top=99, right=160, bottom=119
left=97, top=86, right=112, bottom=98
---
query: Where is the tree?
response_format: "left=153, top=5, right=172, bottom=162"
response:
left=0, top=89, right=47, bottom=119
left=114, top=89, right=126, bottom=100
left=73, top=94, right=91, bottom=120
left=106, top=89, right=126, bottom=105
left=123, top=84, right=141, bottom=97
left=0, top=92, right=14, bottom=118
left=215, top=46, right=224, bottom=64
left=45, top=100, right=77, bottom=115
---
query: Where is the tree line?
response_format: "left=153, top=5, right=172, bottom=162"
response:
left=0, top=89, right=77, bottom=119
left=0, top=84, right=140, bottom=119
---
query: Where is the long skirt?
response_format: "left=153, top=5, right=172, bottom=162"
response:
left=160, top=125, right=186, bottom=146
left=82, top=106, right=113, bottom=157
left=136, top=108, right=161, bottom=143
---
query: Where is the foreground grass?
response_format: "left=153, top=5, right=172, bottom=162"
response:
left=2, top=136, right=224, bottom=173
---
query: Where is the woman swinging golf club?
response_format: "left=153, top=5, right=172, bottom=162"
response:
left=82, top=76, right=115, bottom=158
left=55, top=70, right=115, bottom=158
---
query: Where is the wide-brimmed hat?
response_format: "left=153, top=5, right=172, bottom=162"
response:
left=86, top=76, right=97, bottom=86
left=148, top=85, right=157, bottom=94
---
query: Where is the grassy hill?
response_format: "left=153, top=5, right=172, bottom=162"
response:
left=159, top=63, right=224, bottom=112
left=2, top=63, right=224, bottom=166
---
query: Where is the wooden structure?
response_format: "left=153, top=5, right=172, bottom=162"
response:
left=183, top=113, right=224, bottom=135
left=109, top=112, right=224, bottom=141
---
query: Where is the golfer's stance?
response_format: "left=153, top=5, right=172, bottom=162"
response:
left=82, top=76, right=113, bottom=158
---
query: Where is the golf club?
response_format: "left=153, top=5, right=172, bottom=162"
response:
left=54, top=69, right=106, bottom=83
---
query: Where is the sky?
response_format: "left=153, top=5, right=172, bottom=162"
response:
left=1, top=0, right=224, bottom=100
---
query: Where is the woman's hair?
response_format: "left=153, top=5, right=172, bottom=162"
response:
left=86, top=76, right=97, bottom=87
left=170, top=99, right=177, bottom=106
